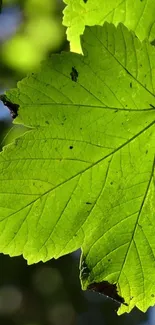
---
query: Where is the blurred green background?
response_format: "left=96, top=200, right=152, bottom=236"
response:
left=0, top=1, right=154, bottom=324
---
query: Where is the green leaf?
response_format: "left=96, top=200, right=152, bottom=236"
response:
left=0, top=23, right=155, bottom=314
left=63, top=0, right=155, bottom=52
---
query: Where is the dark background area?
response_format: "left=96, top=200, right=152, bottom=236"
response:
left=0, top=1, right=154, bottom=324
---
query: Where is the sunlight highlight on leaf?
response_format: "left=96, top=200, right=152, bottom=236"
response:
left=0, top=23, right=155, bottom=314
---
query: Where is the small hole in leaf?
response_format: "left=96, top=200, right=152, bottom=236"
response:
left=86, top=202, right=92, bottom=205
left=69, top=146, right=73, bottom=149
left=1, top=95, right=19, bottom=119
left=70, top=67, right=78, bottom=82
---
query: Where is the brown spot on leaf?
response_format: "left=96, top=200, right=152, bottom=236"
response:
left=88, top=281, right=128, bottom=306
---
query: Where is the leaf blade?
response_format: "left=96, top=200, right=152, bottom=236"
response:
left=0, top=23, right=155, bottom=313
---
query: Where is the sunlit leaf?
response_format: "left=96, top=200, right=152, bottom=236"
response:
left=0, top=23, right=155, bottom=314
left=63, top=0, right=155, bottom=52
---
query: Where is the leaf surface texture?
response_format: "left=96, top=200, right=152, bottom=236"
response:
left=1, top=23, right=155, bottom=314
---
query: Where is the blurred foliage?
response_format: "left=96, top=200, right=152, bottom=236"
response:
left=1, top=0, right=66, bottom=73
left=0, top=252, right=149, bottom=325
left=0, top=0, right=67, bottom=146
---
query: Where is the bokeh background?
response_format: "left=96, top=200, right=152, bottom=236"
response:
left=0, top=1, right=154, bottom=324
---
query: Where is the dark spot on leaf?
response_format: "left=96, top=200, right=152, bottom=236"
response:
left=14, top=139, right=19, bottom=146
left=114, top=109, right=118, bottom=113
left=151, top=294, right=154, bottom=297
left=88, top=281, right=128, bottom=306
left=108, top=259, right=111, bottom=262
left=45, top=120, right=49, bottom=124
left=149, top=104, right=155, bottom=109
left=80, top=127, right=83, bottom=130
left=0, top=95, right=19, bottom=119
left=80, top=258, right=90, bottom=280
left=83, top=0, right=88, bottom=2
left=70, top=67, right=78, bottom=82
left=140, top=64, right=142, bottom=67
left=32, top=73, right=34, bottom=75
left=130, top=82, right=132, bottom=88
left=110, top=182, right=113, bottom=185
left=130, top=296, right=134, bottom=300
left=146, top=150, right=148, bottom=154
left=69, top=146, right=73, bottom=149
left=61, top=123, right=64, bottom=126
left=151, top=39, right=155, bottom=46
left=126, top=105, right=128, bottom=107
left=63, top=115, right=66, bottom=121
left=86, top=202, right=92, bottom=205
